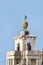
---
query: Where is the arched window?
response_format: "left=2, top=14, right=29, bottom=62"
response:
left=27, top=43, right=31, bottom=50
left=17, top=43, right=20, bottom=51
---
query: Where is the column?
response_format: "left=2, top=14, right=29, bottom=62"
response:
left=36, top=59, right=39, bottom=65
left=26, top=58, right=29, bottom=65
left=14, top=58, right=16, bottom=65
left=29, top=59, right=31, bottom=65
left=21, top=59, right=23, bottom=65
left=38, top=59, right=39, bottom=65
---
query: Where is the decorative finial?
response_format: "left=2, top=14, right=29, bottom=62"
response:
left=22, top=16, right=28, bottom=30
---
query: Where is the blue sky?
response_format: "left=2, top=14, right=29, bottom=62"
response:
left=0, top=0, right=43, bottom=65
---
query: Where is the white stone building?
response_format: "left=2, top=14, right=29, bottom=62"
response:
left=6, top=17, right=43, bottom=65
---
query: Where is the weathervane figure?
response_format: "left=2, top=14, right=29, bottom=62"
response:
left=22, top=16, right=28, bottom=30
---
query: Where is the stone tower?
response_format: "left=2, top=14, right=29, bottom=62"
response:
left=6, top=16, right=43, bottom=65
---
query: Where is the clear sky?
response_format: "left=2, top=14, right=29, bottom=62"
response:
left=0, top=0, right=43, bottom=65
